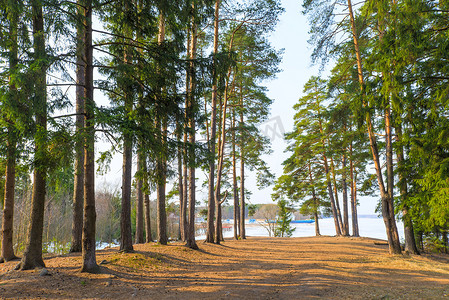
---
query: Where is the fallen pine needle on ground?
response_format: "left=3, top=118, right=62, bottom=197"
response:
left=1, top=236, right=449, bottom=299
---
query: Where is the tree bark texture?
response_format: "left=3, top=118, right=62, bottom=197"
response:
left=156, top=13, right=168, bottom=245
left=81, top=0, right=99, bottom=273
left=330, top=157, right=344, bottom=234
left=395, top=123, right=419, bottom=254
left=120, top=0, right=134, bottom=252
left=239, top=110, right=246, bottom=239
left=349, top=142, right=359, bottom=237
left=19, top=0, right=47, bottom=270
left=206, top=0, right=220, bottom=244
left=232, top=113, right=239, bottom=240
left=177, top=117, right=186, bottom=242
left=185, top=12, right=198, bottom=250
left=143, top=161, right=153, bottom=242
left=309, top=164, right=320, bottom=237
left=323, top=155, right=342, bottom=236
left=341, top=154, right=350, bottom=236
left=70, top=0, right=86, bottom=252
left=1, top=8, right=19, bottom=262
left=135, top=152, right=145, bottom=244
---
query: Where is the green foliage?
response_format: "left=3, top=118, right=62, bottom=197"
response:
left=247, top=204, right=257, bottom=217
left=199, top=208, right=208, bottom=220
left=274, top=199, right=295, bottom=238
left=302, top=0, right=449, bottom=247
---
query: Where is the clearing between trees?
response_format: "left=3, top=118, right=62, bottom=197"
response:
left=1, top=236, right=449, bottom=299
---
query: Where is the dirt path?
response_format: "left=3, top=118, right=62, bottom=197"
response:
left=1, top=236, right=449, bottom=299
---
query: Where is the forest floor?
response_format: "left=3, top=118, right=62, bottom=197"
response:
left=1, top=236, right=449, bottom=299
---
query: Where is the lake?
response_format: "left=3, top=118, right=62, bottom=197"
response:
left=198, top=216, right=405, bottom=241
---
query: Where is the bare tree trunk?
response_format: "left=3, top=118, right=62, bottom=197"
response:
left=1, top=9, right=18, bottom=262
left=19, top=0, right=47, bottom=270
left=185, top=11, right=198, bottom=250
left=156, top=13, right=168, bottom=245
left=70, top=0, right=85, bottom=252
left=182, top=32, right=189, bottom=242
left=342, top=153, right=350, bottom=236
left=142, top=160, right=153, bottom=243
left=144, top=194, right=152, bottom=242
left=135, top=152, right=145, bottom=244
left=323, top=155, right=342, bottom=236
left=232, top=112, right=239, bottom=240
left=1, top=128, right=18, bottom=263
left=309, top=164, right=320, bottom=237
left=214, top=100, right=224, bottom=245
left=81, top=0, right=99, bottom=273
left=318, top=108, right=341, bottom=236
left=215, top=67, right=233, bottom=243
left=205, top=0, right=220, bottom=244
left=133, top=0, right=145, bottom=246
left=347, top=0, right=401, bottom=253
left=349, top=142, right=359, bottom=237
left=239, top=110, right=246, bottom=239
left=383, top=106, right=401, bottom=254
left=182, top=123, right=189, bottom=241
left=177, top=115, right=185, bottom=242
left=330, top=157, right=344, bottom=234
left=120, top=0, right=134, bottom=252
left=156, top=148, right=168, bottom=244
left=395, top=123, right=419, bottom=254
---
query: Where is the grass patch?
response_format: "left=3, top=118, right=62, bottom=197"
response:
left=108, top=253, right=164, bottom=271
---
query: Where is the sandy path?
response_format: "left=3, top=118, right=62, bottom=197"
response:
left=1, top=236, right=449, bottom=299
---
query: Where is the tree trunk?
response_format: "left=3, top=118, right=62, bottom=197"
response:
left=134, top=0, right=144, bottom=246
left=341, top=154, right=349, bottom=236
left=216, top=202, right=222, bottom=242
left=143, top=160, right=153, bottom=243
left=330, top=157, right=344, bottom=234
left=214, top=97, right=226, bottom=245
left=70, top=0, right=86, bottom=253
left=323, top=155, right=342, bottom=236
left=182, top=123, right=189, bottom=241
left=232, top=112, right=239, bottom=240
left=19, top=0, right=47, bottom=270
left=120, top=0, right=134, bottom=252
left=181, top=29, right=190, bottom=242
left=177, top=115, right=185, bottom=242
left=395, top=123, right=419, bottom=254
left=308, top=164, right=320, bottom=237
left=383, top=106, right=402, bottom=254
left=81, top=0, right=99, bottom=273
left=239, top=110, right=246, bottom=239
left=2, top=128, right=18, bottom=263
left=135, top=152, right=145, bottom=244
left=185, top=11, right=198, bottom=250
left=349, top=142, right=359, bottom=237
left=205, top=0, right=220, bottom=244
left=347, top=0, right=401, bottom=254
left=1, top=8, right=19, bottom=262
left=156, top=13, right=168, bottom=245
left=156, top=159, right=167, bottom=245
left=318, top=113, right=341, bottom=236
